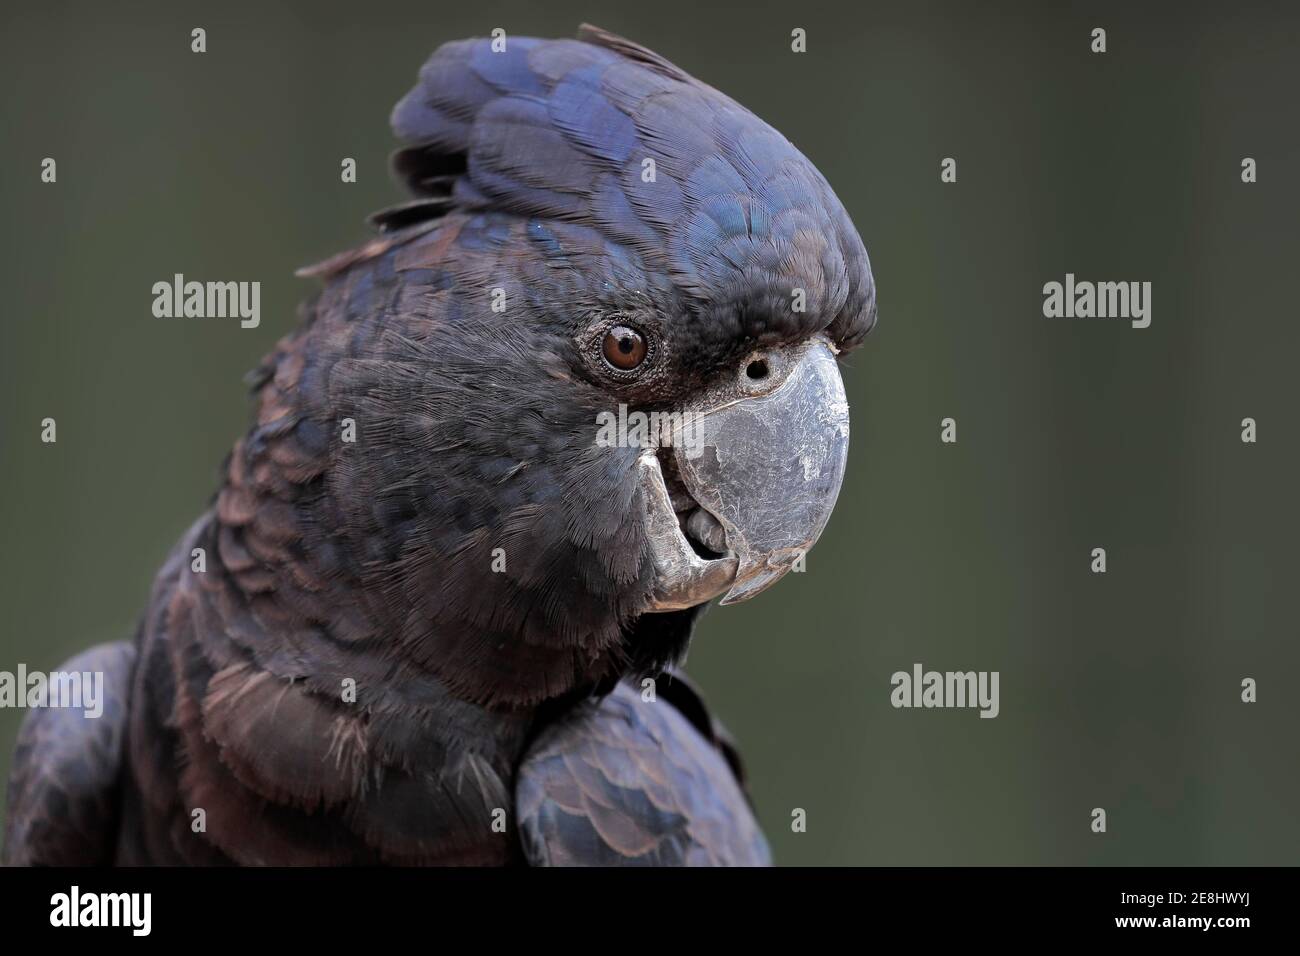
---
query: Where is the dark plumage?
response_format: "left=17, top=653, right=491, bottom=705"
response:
left=4, top=25, right=874, bottom=866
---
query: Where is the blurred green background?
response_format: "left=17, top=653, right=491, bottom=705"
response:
left=2, top=0, right=1296, bottom=865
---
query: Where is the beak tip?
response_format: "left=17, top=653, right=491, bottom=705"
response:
left=718, top=552, right=802, bottom=604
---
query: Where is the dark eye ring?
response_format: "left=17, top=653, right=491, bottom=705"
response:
left=601, top=324, right=648, bottom=371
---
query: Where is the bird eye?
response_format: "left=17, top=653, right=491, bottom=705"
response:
left=601, top=325, right=648, bottom=371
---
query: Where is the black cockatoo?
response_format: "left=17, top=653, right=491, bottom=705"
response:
left=4, top=25, right=875, bottom=866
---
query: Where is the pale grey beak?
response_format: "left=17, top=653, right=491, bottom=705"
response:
left=640, top=335, right=850, bottom=610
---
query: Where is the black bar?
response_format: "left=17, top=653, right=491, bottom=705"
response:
left=0, top=866, right=1279, bottom=941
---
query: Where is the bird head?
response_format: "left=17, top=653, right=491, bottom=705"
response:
left=268, top=26, right=876, bottom=706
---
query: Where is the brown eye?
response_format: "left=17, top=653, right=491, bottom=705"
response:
left=601, top=325, right=648, bottom=371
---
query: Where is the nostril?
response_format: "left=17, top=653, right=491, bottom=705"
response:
left=745, top=358, right=769, bottom=381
